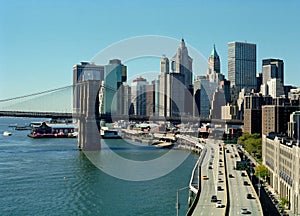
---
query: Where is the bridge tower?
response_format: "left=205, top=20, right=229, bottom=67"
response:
left=77, top=80, right=101, bottom=151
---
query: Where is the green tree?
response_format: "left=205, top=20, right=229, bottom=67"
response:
left=279, top=197, right=289, bottom=212
left=238, top=133, right=262, bottom=160
left=254, top=164, right=269, bottom=180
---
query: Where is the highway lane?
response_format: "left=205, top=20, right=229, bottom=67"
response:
left=192, top=139, right=226, bottom=216
left=225, top=144, right=263, bottom=216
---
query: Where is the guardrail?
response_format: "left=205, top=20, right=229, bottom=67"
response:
left=186, top=146, right=207, bottom=216
left=223, top=145, right=230, bottom=216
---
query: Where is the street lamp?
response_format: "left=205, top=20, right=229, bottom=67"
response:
left=176, top=186, right=189, bottom=216
left=257, top=171, right=261, bottom=198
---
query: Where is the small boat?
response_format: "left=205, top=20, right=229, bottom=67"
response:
left=151, top=135, right=176, bottom=149
left=101, top=127, right=121, bottom=139
left=3, top=131, right=12, bottom=136
left=151, top=140, right=174, bottom=148
left=8, top=123, right=18, bottom=128
left=15, top=126, right=31, bottom=130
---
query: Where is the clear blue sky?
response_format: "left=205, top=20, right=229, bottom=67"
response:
left=1, top=0, right=300, bottom=99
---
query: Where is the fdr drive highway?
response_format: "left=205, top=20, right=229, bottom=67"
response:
left=191, top=139, right=263, bottom=216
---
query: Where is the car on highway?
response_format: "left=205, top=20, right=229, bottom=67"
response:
left=215, top=200, right=222, bottom=208
left=211, top=195, right=217, bottom=202
left=202, top=175, right=209, bottom=180
left=241, top=208, right=249, bottom=214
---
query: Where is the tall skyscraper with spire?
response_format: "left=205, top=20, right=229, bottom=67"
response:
left=158, top=39, right=193, bottom=117
left=207, top=44, right=224, bottom=83
left=170, top=38, right=193, bottom=88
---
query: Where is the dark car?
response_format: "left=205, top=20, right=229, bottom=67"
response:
left=243, top=181, right=248, bottom=186
left=229, top=174, right=234, bottom=178
left=247, top=194, right=252, bottom=199
left=211, top=195, right=218, bottom=202
left=241, top=172, right=246, bottom=177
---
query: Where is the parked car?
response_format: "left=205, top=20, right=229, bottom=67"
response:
left=229, top=174, right=234, bottom=178
left=247, top=194, right=252, bottom=199
left=243, top=181, right=248, bottom=186
left=241, top=172, right=246, bottom=177
left=217, top=186, right=222, bottom=191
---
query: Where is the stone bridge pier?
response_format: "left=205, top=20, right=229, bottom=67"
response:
left=77, top=80, right=101, bottom=151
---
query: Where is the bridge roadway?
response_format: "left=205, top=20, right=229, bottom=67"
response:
left=192, top=139, right=226, bottom=216
left=225, top=144, right=263, bottom=216
left=0, top=111, right=243, bottom=125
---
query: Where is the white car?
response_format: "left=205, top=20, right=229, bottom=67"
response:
left=241, top=208, right=248, bottom=214
left=216, top=201, right=222, bottom=208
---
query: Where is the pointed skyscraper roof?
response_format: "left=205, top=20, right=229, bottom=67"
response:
left=210, top=44, right=219, bottom=58
left=180, top=38, right=186, bottom=48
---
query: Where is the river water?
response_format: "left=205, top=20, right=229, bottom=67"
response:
left=0, top=117, right=198, bottom=216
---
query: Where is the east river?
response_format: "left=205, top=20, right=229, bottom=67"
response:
left=0, top=117, right=198, bottom=215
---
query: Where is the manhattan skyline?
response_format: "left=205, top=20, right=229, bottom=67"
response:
left=1, top=0, right=300, bottom=99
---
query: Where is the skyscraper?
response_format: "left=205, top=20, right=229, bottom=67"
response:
left=207, top=44, right=224, bottom=83
left=131, top=76, right=148, bottom=116
left=262, top=59, right=284, bottom=85
left=228, top=42, right=257, bottom=92
left=99, top=59, right=127, bottom=115
left=193, top=76, right=217, bottom=118
left=170, top=38, right=193, bottom=89
left=158, top=39, right=193, bottom=117
left=159, top=56, right=169, bottom=117
left=73, top=62, right=104, bottom=114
